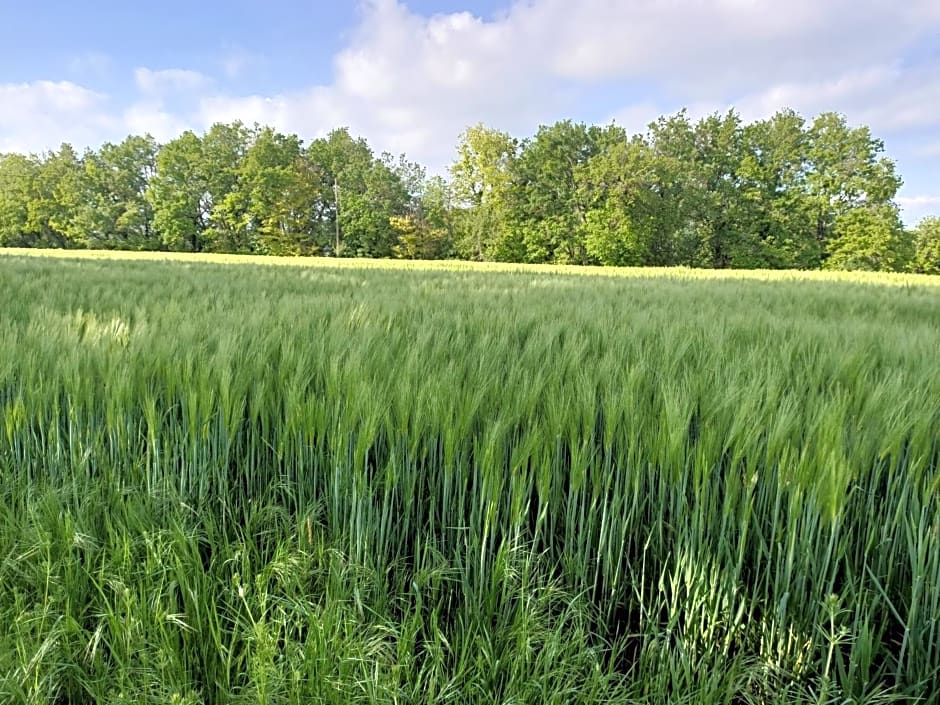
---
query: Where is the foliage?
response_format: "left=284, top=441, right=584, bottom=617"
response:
left=512, top=121, right=625, bottom=264
left=390, top=215, right=451, bottom=260
left=449, top=124, right=520, bottom=261
left=79, top=135, right=159, bottom=250
left=825, top=204, right=913, bottom=271
left=913, top=216, right=940, bottom=274
left=0, top=153, right=40, bottom=246
left=146, top=130, right=216, bottom=252
left=0, top=109, right=933, bottom=271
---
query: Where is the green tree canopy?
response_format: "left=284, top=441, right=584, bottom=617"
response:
left=79, top=135, right=159, bottom=250
left=913, top=217, right=940, bottom=274
left=0, top=111, right=933, bottom=273
left=450, top=124, right=519, bottom=261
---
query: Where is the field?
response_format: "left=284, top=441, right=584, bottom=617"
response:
left=1, top=250, right=938, bottom=704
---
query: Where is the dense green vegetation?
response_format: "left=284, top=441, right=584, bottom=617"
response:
left=2, top=110, right=938, bottom=272
left=1, top=253, right=938, bottom=704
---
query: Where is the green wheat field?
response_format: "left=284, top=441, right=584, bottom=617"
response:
left=1, top=251, right=938, bottom=704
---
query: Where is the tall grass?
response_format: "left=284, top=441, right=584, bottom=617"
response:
left=0, top=254, right=938, bottom=704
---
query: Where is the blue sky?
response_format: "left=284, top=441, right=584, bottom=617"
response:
left=1, top=0, right=939, bottom=224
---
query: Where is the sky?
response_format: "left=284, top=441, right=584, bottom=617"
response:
left=1, top=0, right=939, bottom=224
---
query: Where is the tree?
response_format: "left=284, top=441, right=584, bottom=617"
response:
left=450, top=125, right=519, bottom=261
left=805, top=113, right=903, bottom=264
left=645, top=111, right=713, bottom=266
left=222, top=127, right=318, bottom=255
left=0, top=110, right=922, bottom=273
left=513, top=121, right=626, bottom=264
left=683, top=111, right=751, bottom=268
left=304, top=129, right=411, bottom=257
left=79, top=135, right=159, bottom=250
left=0, top=153, right=40, bottom=246
left=737, top=110, right=819, bottom=268
left=388, top=176, right=455, bottom=260
left=825, top=203, right=912, bottom=271
left=26, top=144, right=87, bottom=247
left=578, top=137, right=660, bottom=266
left=1, top=145, right=88, bottom=249
left=147, top=123, right=252, bottom=252
left=306, top=128, right=375, bottom=256
left=201, top=122, right=254, bottom=252
left=390, top=215, right=450, bottom=259
left=147, top=131, right=211, bottom=251
left=913, top=217, right=940, bottom=274
left=360, top=154, right=413, bottom=257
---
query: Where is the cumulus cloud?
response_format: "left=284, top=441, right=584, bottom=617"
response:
left=0, top=73, right=203, bottom=154
left=898, top=195, right=940, bottom=208
left=121, top=68, right=211, bottom=143
left=724, top=62, right=940, bottom=134
left=898, top=195, right=940, bottom=226
left=0, top=80, right=117, bottom=153
left=122, top=102, right=192, bottom=142
left=533, top=0, right=936, bottom=91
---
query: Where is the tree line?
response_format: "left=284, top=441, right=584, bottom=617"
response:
left=1, top=110, right=938, bottom=272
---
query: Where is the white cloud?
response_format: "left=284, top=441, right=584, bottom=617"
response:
left=0, top=81, right=117, bottom=153
left=0, top=80, right=102, bottom=114
left=731, top=67, right=895, bottom=121
left=898, top=195, right=940, bottom=226
left=375, top=0, right=939, bottom=97
left=122, top=102, right=192, bottom=142
left=124, top=69, right=210, bottom=143
left=725, top=62, right=940, bottom=134
left=134, top=67, right=210, bottom=96
left=0, top=75, right=199, bottom=154
left=898, top=195, right=940, bottom=208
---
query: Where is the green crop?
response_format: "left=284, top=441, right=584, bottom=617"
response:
left=1, top=252, right=938, bottom=704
